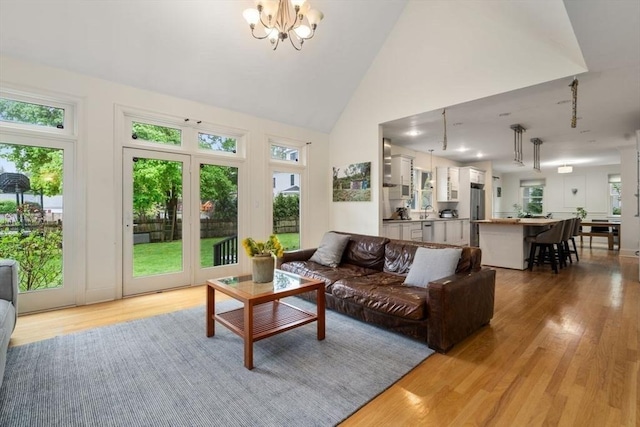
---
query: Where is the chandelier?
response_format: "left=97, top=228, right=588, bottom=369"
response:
left=242, top=0, right=324, bottom=51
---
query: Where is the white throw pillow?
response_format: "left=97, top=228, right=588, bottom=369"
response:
left=403, top=247, right=462, bottom=288
left=309, top=232, right=351, bottom=268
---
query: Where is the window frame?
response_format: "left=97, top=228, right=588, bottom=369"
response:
left=519, top=179, right=545, bottom=215
left=608, top=174, right=622, bottom=217
left=0, top=90, right=76, bottom=137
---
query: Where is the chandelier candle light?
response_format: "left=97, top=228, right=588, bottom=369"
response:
left=243, top=0, right=324, bottom=51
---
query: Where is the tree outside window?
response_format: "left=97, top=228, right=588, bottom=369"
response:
left=610, top=182, right=621, bottom=215
left=522, top=186, right=544, bottom=215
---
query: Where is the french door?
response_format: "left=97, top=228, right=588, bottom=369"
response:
left=123, top=149, right=241, bottom=295
left=122, top=148, right=191, bottom=296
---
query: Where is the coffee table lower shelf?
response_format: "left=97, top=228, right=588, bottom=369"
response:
left=215, top=301, right=317, bottom=341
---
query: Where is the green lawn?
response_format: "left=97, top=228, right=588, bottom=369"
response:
left=133, top=233, right=300, bottom=277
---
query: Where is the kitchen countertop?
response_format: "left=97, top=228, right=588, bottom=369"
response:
left=383, top=217, right=470, bottom=223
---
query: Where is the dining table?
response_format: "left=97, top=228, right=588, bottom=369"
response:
left=579, top=220, right=621, bottom=250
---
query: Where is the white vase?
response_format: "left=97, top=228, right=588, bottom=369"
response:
left=252, top=255, right=275, bottom=283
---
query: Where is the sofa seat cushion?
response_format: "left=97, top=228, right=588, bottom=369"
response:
left=331, top=273, right=428, bottom=321
left=279, top=261, right=378, bottom=292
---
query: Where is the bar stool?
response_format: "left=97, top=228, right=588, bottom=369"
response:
left=561, top=218, right=576, bottom=266
left=568, top=218, right=581, bottom=262
left=526, top=221, right=565, bottom=274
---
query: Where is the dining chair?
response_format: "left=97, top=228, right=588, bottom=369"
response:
left=590, top=219, right=611, bottom=248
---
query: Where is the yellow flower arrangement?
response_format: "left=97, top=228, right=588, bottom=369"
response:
left=241, top=235, right=284, bottom=258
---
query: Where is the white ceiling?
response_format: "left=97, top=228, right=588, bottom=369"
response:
left=383, top=0, right=640, bottom=173
left=0, top=0, right=407, bottom=132
left=0, top=0, right=638, bottom=174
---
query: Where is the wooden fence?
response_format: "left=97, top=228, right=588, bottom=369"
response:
left=134, top=219, right=238, bottom=243
left=135, top=218, right=299, bottom=242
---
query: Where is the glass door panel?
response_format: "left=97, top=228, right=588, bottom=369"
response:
left=199, top=163, right=239, bottom=269
left=123, top=148, right=190, bottom=296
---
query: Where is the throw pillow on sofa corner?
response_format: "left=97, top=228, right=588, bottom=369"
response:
left=403, top=246, right=462, bottom=288
left=309, top=232, right=351, bottom=268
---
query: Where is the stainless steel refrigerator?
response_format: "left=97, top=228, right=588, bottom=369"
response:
left=470, top=187, right=485, bottom=247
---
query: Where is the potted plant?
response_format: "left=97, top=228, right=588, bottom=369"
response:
left=575, top=207, right=587, bottom=219
left=241, top=235, right=284, bottom=283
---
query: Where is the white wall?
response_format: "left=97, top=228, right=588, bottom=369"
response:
left=619, top=141, right=639, bottom=259
left=500, top=165, right=620, bottom=219
left=329, top=0, right=587, bottom=235
left=0, top=55, right=331, bottom=304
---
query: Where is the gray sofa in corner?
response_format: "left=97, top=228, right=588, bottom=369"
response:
left=0, top=259, right=18, bottom=389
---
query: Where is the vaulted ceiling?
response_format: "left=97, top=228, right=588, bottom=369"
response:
left=1, top=0, right=638, bottom=173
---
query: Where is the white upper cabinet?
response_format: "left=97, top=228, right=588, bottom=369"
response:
left=436, top=167, right=459, bottom=202
left=389, top=155, right=413, bottom=200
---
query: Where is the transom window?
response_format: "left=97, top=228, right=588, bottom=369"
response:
left=0, top=94, right=74, bottom=135
left=271, top=144, right=299, bottom=162
left=131, top=121, right=181, bottom=146
left=198, top=132, right=237, bottom=154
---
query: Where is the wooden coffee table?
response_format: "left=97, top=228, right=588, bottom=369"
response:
left=206, top=269, right=325, bottom=370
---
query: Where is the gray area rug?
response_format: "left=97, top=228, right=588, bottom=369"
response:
left=0, top=298, right=433, bottom=426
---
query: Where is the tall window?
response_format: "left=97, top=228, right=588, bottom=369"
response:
left=520, top=179, right=545, bottom=215
left=609, top=174, right=621, bottom=216
left=0, top=92, right=78, bottom=313
left=270, top=139, right=306, bottom=251
left=411, top=169, right=433, bottom=211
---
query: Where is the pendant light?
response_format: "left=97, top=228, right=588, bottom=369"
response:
left=510, top=124, right=525, bottom=166
left=531, top=138, right=542, bottom=172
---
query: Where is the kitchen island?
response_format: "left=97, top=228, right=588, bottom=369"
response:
left=474, top=218, right=559, bottom=270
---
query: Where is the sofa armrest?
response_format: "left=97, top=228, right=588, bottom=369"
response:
left=426, top=267, right=495, bottom=353
left=276, top=248, right=317, bottom=269
left=0, top=258, right=19, bottom=315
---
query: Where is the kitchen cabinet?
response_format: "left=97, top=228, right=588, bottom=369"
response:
left=432, top=221, right=446, bottom=243
left=391, top=155, right=413, bottom=186
left=436, top=167, right=459, bottom=202
left=431, top=219, right=469, bottom=245
left=389, top=155, right=413, bottom=200
left=382, top=223, right=401, bottom=240
left=470, top=169, right=485, bottom=185
left=382, top=221, right=423, bottom=241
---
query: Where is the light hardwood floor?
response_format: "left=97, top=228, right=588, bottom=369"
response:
left=10, top=245, right=639, bottom=426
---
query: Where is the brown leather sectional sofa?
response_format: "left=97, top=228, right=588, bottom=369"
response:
left=277, top=232, right=496, bottom=353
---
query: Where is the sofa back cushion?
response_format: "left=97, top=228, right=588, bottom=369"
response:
left=384, top=240, right=481, bottom=275
left=333, top=232, right=389, bottom=271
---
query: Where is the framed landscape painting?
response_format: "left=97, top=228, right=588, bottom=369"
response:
left=332, top=161, right=371, bottom=202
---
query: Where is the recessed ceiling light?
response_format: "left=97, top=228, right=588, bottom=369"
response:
left=588, top=139, right=597, bottom=143
left=556, top=100, right=571, bottom=105
left=498, top=112, right=511, bottom=117
left=580, top=130, right=591, bottom=133
left=452, top=122, right=463, bottom=126
left=456, top=147, right=469, bottom=152
left=476, top=153, right=483, bottom=158
left=406, top=130, right=421, bottom=137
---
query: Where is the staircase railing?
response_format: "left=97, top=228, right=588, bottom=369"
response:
left=213, top=235, right=238, bottom=266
